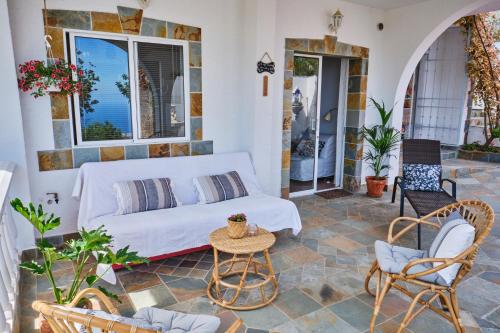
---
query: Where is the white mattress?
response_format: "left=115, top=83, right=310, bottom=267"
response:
left=90, top=193, right=301, bottom=258
left=290, top=155, right=335, bottom=181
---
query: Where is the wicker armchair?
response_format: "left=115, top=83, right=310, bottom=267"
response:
left=392, top=139, right=457, bottom=248
left=33, top=288, right=243, bottom=333
left=364, top=200, right=494, bottom=333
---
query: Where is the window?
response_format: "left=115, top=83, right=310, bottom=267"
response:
left=68, top=32, right=190, bottom=145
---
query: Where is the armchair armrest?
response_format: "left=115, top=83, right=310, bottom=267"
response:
left=441, top=178, right=457, bottom=198
left=387, top=216, right=440, bottom=244
left=69, top=288, right=120, bottom=315
left=400, top=257, right=470, bottom=280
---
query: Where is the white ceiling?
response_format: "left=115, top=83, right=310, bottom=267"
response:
left=342, top=0, right=430, bottom=10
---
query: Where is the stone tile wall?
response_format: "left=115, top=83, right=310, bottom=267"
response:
left=38, top=7, right=211, bottom=171
left=281, top=36, right=368, bottom=198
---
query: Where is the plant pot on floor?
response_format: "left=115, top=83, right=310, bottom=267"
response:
left=366, top=176, right=387, bottom=198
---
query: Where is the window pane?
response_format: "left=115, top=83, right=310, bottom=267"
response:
left=75, top=36, right=132, bottom=141
left=136, top=42, right=186, bottom=139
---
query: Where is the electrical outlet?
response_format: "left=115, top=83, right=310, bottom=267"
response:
left=46, top=192, right=59, bottom=205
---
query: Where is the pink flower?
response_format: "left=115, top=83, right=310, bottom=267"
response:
left=69, top=64, right=77, bottom=71
left=78, top=70, right=84, bottom=76
left=28, top=66, right=35, bottom=72
left=51, top=74, right=57, bottom=79
left=34, top=73, right=40, bottom=78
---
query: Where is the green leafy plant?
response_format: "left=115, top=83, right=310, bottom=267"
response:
left=361, top=98, right=401, bottom=179
left=11, top=198, right=147, bottom=304
left=82, top=121, right=124, bottom=141
left=228, top=213, right=247, bottom=222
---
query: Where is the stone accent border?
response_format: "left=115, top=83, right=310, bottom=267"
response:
left=458, top=149, right=500, bottom=163
left=281, top=35, right=368, bottom=198
left=37, top=6, right=209, bottom=171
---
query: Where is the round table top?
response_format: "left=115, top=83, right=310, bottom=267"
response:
left=209, top=227, right=276, bottom=254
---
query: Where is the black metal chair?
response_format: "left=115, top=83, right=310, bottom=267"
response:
left=392, top=139, right=457, bottom=249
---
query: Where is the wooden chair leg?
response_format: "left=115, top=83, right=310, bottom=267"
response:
left=370, top=274, right=392, bottom=333
left=450, top=291, right=465, bottom=333
left=364, top=261, right=380, bottom=297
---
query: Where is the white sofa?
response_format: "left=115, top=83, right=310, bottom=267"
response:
left=72, top=152, right=302, bottom=259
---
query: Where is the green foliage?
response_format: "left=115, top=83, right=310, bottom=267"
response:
left=462, top=142, right=500, bottom=153
left=294, top=57, right=319, bottom=76
left=228, top=213, right=247, bottom=222
left=115, top=74, right=130, bottom=99
left=11, top=199, right=147, bottom=304
left=361, top=98, right=401, bottom=178
left=82, top=121, right=124, bottom=141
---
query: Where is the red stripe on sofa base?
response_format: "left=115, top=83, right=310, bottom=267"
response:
left=112, top=244, right=213, bottom=270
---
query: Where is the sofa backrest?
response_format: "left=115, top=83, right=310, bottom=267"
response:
left=73, top=152, right=261, bottom=228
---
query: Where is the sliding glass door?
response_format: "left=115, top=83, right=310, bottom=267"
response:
left=289, top=55, right=322, bottom=195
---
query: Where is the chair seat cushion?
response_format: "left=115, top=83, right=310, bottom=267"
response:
left=134, top=307, right=221, bottom=333
left=374, top=240, right=448, bottom=286
left=403, top=163, right=441, bottom=192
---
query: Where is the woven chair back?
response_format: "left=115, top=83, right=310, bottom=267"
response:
left=33, top=301, right=159, bottom=333
left=402, top=139, right=441, bottom=165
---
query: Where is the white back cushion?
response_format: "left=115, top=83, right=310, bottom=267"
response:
left=433, top=222, right=475, bottom=285
left=319, top=134, right=335, bottom=159
left=73, top=152, right=261, bottom=228
left=428, top=211, right=465, bottom=257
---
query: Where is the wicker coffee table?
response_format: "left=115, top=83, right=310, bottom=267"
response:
left=207, top=227, right=278, bottom=310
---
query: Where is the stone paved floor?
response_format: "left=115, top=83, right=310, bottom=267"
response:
left=19, top=166, right=500, bottom=333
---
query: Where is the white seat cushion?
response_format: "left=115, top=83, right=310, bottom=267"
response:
left=134, top=307, right=220, bottom=333
left=374, top=240, right=448, bottom=286
left=90, top=193, right=302, bottom=258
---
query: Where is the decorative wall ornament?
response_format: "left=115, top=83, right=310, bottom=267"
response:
left=329, top=9, right=344, bottom=35
left=137, top=0, right=151, bottom=9
left=257, top=52, right=275, bottom=74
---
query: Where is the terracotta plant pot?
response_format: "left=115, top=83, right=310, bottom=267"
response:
left=227, top=219, right=247, bottom=239
left=366, top=176, right=387, bottom=198
left=39, top=316, right=53, bottom=333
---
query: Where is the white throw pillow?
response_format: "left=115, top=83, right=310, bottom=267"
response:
left=432, top=222, right=475, bottom=285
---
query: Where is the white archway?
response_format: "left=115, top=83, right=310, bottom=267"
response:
left=378, top=0, right=500, bottom=181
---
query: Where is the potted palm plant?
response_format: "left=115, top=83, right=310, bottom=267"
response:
left=361, top=98, right=401, bottom=197
left=11, top=198, right=147, bottom=333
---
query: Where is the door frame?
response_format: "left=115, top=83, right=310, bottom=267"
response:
left=289, top=55, right=349, bottom=198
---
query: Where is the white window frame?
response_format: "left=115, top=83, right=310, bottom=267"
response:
left=66, top=30, right=191, bottom=147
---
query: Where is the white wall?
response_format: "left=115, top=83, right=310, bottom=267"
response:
left=0, top=0, right=35, bottom=250
left=267, top=0, right=386, bottom=195
left=8, top=0, right=248, bottom=236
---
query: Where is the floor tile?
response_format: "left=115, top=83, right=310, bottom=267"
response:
left=164, top=277, right=208, bottom=302
left=294, top=307, right=359, bottom=333
left=273, top=288, right=322, bottom=319
left=127, top=284, right=176, bottom=309
left=118, top=271, right=162, bottom=292
left=329, top=296, right=386, bottom=331
left=236, top=305, right=288, bottom=330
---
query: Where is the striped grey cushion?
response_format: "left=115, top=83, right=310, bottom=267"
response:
left=194, top=171, right=248, bottom=204
left=114, top=178, right=178, bottom=215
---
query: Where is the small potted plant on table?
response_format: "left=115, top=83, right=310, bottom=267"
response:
left=11, top=199, right=147, bottom=333
left=361, top=98, right=401, bottom=198
left=227, top=213, right=247, bottom=239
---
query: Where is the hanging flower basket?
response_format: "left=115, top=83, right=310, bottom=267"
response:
left=17, top=59, right=93, bottom=98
